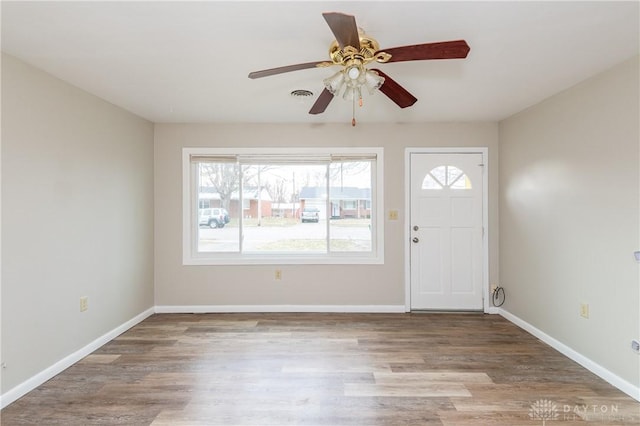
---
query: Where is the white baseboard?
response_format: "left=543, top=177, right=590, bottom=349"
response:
left=154, top=305, right=407, bottom=314
left=497, top=308, right=640, bottom=402
left=0, top=307, right=155, bottom=409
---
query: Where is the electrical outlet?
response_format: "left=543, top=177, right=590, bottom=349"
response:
left=80, top=296, right=88, bottom=312
left=388, top=210, right=399, bottom=221
left=580, top=303, right=589, bottom=319
left=274, top=270, right=282, bottom=280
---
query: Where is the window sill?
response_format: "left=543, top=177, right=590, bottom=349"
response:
left=183, top=253, right=384, bottom=266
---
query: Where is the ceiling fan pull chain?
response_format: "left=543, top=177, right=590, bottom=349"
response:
left=352, top=96, right=357, bottom=127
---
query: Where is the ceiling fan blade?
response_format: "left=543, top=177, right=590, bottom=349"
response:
left=309, top=88, right=334, bottom=115
left=378, top=40, right=470, bottom=63
left=323, top=12, right=360, bottom=50
left=248, top=61, right=329, bottom=79
left=370, top=69, right=417, bottom=108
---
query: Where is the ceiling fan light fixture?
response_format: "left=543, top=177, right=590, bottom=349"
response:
left=342, top=85, right=362, bottom=102
left=364, top=69, right=385, bottom=94
left=323, top=71, right=345, bottom=95
left=347, top=66, right=361, bottom=80
left=325, top=64, right=383, bottom=101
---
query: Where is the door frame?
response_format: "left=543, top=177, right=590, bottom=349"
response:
left=404, top=147, right=490, bottom=313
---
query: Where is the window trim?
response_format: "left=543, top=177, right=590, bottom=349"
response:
left=182, top=147, right=384, bottom=265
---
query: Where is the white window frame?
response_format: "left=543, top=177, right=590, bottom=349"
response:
left=182, top=147, right=384, bottom=265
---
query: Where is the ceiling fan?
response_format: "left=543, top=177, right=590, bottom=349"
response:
left=248, top=12, right=470, bottom=125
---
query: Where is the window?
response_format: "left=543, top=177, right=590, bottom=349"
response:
left=422, top=165, right=472, bottom=190
left=183, top=147, right=383, bottom=265
left=342, top=200, right=357, bottom=209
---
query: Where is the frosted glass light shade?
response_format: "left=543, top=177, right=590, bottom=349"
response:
left=347, top=66, right=360, bottom=80
left=323, top=71, right=345, bottom=95
left=364, top=70, right=385, bottom=94
left=323, top=66, right=384, bottom=99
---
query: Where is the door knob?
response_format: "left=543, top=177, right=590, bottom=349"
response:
left=412, top=237, right=419, bottom=243
left=413, top=225, right=419, bottom=231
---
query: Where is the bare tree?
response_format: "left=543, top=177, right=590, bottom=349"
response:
left=199, top=163, right=239, bottom=211
left=330, top=161, right=370, bottom=186
left=198, top=162, right=370, bottom=215
left=199, top=163, right=275, bottom=211
left=306, top=168, right=326, bottom=187
left=242, top=165, right=276, bottom=187
left=268, top=178, right=289, bottom=204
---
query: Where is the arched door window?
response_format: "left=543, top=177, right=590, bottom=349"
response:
left=421, top=165, right=472, bottom=190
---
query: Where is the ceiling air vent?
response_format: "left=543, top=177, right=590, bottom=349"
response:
left=290, top=89, right=314, bottom=99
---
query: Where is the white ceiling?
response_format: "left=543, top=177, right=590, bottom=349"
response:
left=2, top=1, right=638, bottom=124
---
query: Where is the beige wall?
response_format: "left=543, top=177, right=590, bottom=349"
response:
left=2, top=46, right=636, bottom=404
left=154, top=122, right=499, bottom=307
left=499, top=56, right=640, bottom=386
left=1, top=54, right=155, bottom=393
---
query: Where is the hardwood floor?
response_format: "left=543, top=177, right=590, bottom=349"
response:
left=2, top=313, right=639, bottom=425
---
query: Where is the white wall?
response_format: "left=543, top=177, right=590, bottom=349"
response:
left=1, top=54, right=155, bottom=394
left=154, top=122, right=499, bottom=308
left=499, top=56, right=640, bottom=388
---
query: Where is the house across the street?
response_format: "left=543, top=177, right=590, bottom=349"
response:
left=299, top=186, right=371, bottom=220
left=199, top=187, right=272, bottom=219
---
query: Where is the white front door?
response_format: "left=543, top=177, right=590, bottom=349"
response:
left=410, top=152, right=484, bottom=310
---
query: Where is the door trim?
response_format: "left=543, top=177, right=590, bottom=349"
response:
left=404, top=147, right=489, bottom=313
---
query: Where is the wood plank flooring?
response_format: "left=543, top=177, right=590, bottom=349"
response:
left=2, top=313, right=639, bottom=425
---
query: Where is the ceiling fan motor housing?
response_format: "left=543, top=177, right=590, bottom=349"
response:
left=328, top=35, right=387, bottom=67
